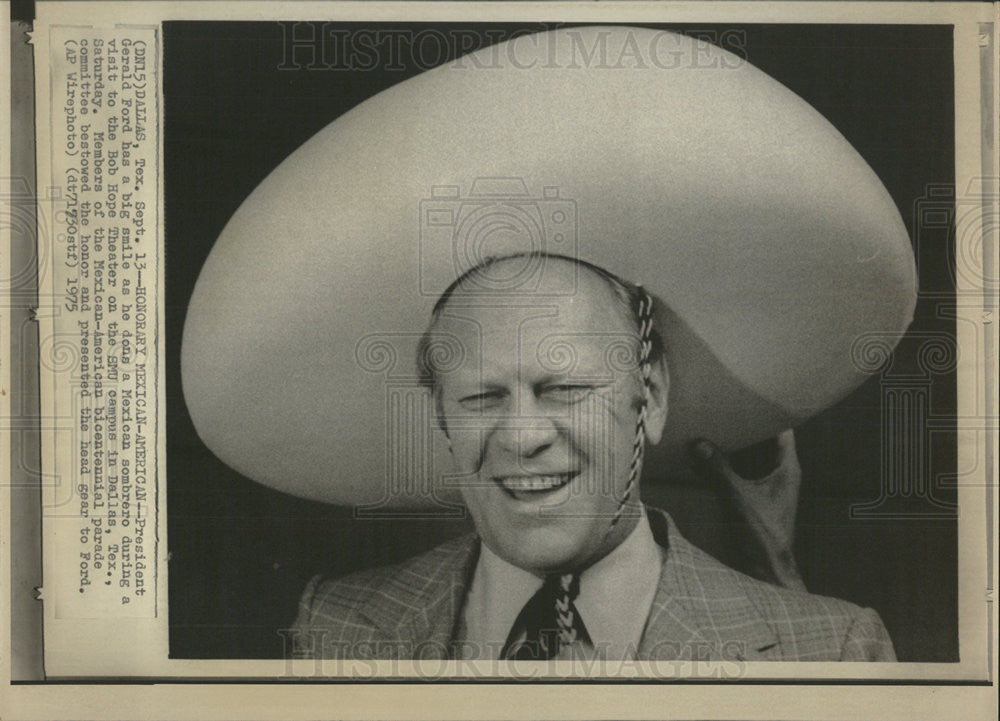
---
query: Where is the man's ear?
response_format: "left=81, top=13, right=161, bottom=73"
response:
left=642, top=357, right=669, bottom=446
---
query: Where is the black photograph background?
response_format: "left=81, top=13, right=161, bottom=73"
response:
left=164, top=21, right=958, bottom=662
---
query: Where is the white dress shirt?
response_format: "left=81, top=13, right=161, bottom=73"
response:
left=458, top=509, right=664, bottom=660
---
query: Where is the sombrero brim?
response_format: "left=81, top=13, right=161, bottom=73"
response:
left=181, top=27, right=916, bottom=507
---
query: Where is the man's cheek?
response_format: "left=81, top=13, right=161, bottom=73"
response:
left=447, top=430, right=488, bottom=472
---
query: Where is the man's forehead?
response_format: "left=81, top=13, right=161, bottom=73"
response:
left=431, top=265, right=640, bottom=380
left=438, top=265, right=629, bottom=338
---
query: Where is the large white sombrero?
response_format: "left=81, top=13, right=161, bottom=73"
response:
left=181, top=26, right=916, bottom=508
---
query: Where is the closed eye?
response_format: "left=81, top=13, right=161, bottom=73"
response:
left=538, top=384, right=600, bottom=404
left=458, top=391, right=507, bottom=411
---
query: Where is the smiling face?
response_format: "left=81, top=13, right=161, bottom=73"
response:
left=429, top=258, right=669, bottom=575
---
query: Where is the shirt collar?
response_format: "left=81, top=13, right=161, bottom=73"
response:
left=573, top=507, right=663, bottom=659
left=460, top=540, right=541, bottom=659
left=460, top=507, right=663, bottom=659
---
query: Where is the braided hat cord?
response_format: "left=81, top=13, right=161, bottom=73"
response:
left=604, top=289, right=654, bottom=538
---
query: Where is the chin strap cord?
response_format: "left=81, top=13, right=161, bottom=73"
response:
left=605, top=289, right=655, bottom=538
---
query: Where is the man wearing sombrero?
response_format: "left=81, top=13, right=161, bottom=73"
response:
left=182, top=27, right=912, bottom=663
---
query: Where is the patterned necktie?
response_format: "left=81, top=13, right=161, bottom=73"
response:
left=500, top=573, right=591, bottom=660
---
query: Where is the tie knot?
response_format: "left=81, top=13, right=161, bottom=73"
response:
left=544, top=572, right=580, bottom=602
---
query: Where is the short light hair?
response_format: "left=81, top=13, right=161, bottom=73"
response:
left=416, top=252, right=665, bottom=401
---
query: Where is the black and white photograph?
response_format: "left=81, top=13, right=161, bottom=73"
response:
left=3, top=2, right=997, bottom=720
left=168, top=21, right=958, bottom=666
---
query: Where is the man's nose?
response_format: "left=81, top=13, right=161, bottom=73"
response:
left=492, top=397, right=561, bottom=458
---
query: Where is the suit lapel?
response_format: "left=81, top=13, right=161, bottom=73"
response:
left=354, top=511, right=782, bottom=661
left=360, top=533, right=480, bottom=658
left=638, top=510, right=780, bottom=661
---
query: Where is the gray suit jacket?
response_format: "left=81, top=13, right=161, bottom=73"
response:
left=290, top=508, right=895, bottom=662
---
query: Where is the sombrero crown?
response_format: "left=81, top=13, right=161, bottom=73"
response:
left=182, top=26, right=916, bottom=507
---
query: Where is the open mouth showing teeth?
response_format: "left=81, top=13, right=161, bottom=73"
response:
left=495, top=473, right=578, bottom=500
